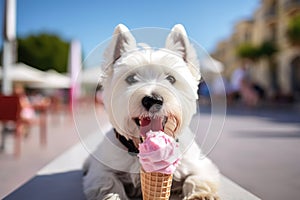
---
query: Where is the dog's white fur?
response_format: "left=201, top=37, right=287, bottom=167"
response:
left=83, top=24, right=220, bottom=200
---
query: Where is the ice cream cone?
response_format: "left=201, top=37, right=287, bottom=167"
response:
left=140, top=168, right=173, bottom=200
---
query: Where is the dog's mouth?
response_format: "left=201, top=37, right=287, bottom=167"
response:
left=133, top=116, right=168, bottom=138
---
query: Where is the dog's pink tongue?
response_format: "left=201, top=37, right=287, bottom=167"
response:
left=140, top=117, right=163, bottom=138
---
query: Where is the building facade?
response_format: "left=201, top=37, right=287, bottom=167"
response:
left=213, top=0, right=300, bottom=99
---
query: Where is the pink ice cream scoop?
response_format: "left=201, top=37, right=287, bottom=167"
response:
left=138, top=131, right=180, bottom=174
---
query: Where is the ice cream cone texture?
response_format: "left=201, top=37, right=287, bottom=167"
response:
left=140, top=168, right=173, bottom=200
left=138, top=131, right=180, bottom=200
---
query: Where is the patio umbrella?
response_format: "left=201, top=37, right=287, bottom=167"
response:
left=1, top=63, right=71, bottom=88
left=0, top=63, right=45, bottom=83
left=29, top=70, right=71, bottom=88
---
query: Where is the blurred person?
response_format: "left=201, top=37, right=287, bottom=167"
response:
left=28, top=90, right=45, bottom=105
left=13, top=84, right=37, bottom=134
left=28, top=89, right=51, bottom=110
left=230, top=62, right=259, bottom=106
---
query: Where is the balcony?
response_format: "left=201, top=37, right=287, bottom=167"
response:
left=284, top=0, right=300, bottom=14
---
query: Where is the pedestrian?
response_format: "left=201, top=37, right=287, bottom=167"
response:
left=230, top=61, right=258, bottom=106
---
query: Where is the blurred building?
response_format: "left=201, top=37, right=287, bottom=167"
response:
left=213, top=0, right=300, bottom=100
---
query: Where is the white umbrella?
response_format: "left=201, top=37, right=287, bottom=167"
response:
left=1, top=63, right=72, bottom=88
left=0, top=63, right=45, bottom=83
left=29, top=70, right=71, bottom=88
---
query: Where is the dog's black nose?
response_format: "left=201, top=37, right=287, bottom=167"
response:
left=142, top=94, right=163, bottom=111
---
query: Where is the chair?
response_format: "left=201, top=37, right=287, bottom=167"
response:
left=0, top=95, right=23, bottom=157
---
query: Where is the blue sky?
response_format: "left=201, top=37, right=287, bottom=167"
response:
left=1, top=0, right=260, bottom=56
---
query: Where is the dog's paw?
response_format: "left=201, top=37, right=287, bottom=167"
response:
left=184, top=192, right=220, bottom=200
left=103, top=193, right=121, bottom=200
left=182, top=175, right=219, bottom=200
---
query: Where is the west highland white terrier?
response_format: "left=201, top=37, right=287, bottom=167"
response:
left=83, top=24, right=220, bottom=200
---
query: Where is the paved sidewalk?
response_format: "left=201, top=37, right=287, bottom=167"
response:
left=1, top=103, right=299, bottom=199
left=205, top=104, right=300, bottom=200
left=0, top=104, right=105, bottom=198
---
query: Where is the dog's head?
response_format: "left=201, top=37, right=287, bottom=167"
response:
left=100, top=24, right=201, bottom=145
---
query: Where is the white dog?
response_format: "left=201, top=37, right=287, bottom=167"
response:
left=83, top=24, right=220, bottom=200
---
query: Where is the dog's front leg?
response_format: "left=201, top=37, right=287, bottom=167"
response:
left=175, top=138, right=220, bottom=200
left=83, top=171, right=129, bottom=200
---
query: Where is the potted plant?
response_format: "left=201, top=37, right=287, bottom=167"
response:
left=287, top=15, right=300, bottom=46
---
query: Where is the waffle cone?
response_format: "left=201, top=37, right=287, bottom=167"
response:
left=140, top=168, right=173, bottom=200
left=164, top=116, right=177, bottom=137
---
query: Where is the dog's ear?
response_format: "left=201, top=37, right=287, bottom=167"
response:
left=104, top=24, right=137, bottom=66
left=165, top=24, right=200, bottom=81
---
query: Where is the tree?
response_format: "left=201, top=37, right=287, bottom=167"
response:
left=17, top=33, right=70, bottom=73
left=258, top=41, right=278, bottom=58
left=236, top=43, right=260, bottom=61
left=287, top=15, right=300, bottom=46
left=236, top=41, right=277, bottom=60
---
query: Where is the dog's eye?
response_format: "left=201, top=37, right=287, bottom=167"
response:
left=166, top=75, right=176, bottom=84
left=126, top=74, right=138, bottom=84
